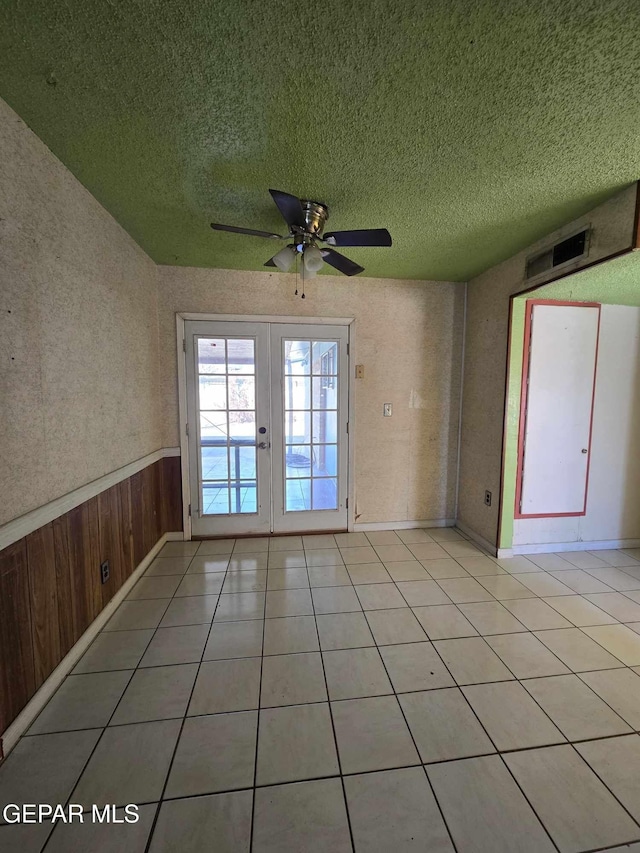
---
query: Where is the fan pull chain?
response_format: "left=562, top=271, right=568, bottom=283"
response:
left=294, top=255, right=299, bottom=296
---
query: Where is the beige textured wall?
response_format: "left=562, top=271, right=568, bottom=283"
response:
left=157, top=268, right=464, bottom=525
left=0, top=98, right=161, bottom=525
left=458, top=185, right=638, bottom=546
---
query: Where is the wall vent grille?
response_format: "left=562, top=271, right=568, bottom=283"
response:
left=525, top=228, right=589, bottom=280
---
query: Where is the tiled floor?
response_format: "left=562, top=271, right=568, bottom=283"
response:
left=2, top=531, right=640, bottom=852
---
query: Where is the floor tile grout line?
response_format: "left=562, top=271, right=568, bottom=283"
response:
left=7, top=745, right=640, bottom=825
left=589, top=838, right=640, bottom=853
left=18, top=717, right=640, bottom=822
left=39, top=636, right=637, bottom=684
left=494, top=750, right=563, bottom=852
left=309, top=596, right=357, bottom=852
left=247, top=580, right=268, bottom=853
left=367, top=611, right=461, bottom=853
left=140, top=544, right=234, bottom=853
left=148, top=565, right=640, bottom=598
left=18, top=702, right=640, bottom=742
left=483, top=625, right=583, bottom=682
left=572, top=621, right=639, bottom=667
left=534, top=625, right=637, bottom=673
left=565, top=740, right=640, bottom=834
left=573, top=668, right=640, bottom=726
left=444, top=565, right=578, bottom=847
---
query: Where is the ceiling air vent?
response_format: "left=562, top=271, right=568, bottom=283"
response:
left=525, top=228, right=589, bottom=280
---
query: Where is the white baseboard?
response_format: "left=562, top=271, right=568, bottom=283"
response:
left=352, top=518, right=455, bottom=532
left=0, top=533, right=174, bottom=759
left=512, top=538, right=640, bottom=555
left=497, top=547, right=515, bottom=559
left=0, top=447, right=181, bottom=552
left=454, top=521, right=498, bottom=557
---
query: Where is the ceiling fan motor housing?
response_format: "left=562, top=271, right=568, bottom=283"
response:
left=300, top=200, right=328, bottom=239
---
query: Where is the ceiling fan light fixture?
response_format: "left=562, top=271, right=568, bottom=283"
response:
left=272, top=245, right=296, bottom=272
left=211, top=189, right=391, bottom=279
left=303, top=244, right=324, bottom=273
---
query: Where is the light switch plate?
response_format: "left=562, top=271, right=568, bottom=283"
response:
left=355, top=364, right=364, bottom=379
left=383, top=403, right=392, bottom=417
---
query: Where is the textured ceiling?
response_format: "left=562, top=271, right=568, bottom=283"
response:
left=1, top=0, right=640, bottom=280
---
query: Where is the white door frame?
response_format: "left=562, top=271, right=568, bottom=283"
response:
left=176, top=313, right=356, bottom=539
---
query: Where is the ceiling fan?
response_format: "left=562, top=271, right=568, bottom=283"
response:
left=211, top=189, right=392, bottom=277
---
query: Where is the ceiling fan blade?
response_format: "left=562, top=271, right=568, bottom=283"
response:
left=269, top=189, right=305, bottom=228
left=264, top=257, right=277, bottom=267
left=323, top=228, right=392, bottom=247
left=321, top=248, right=365, bottom=277
left=211, top=223, right=283, bottom=239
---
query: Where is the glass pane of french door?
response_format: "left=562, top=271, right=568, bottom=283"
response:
left=271, top=324, right=349, bottom=533
left=283, top=340, right=339, bottom=511
left=185, top=321, right=271, bottom=536
left=198, top=337, right=257, bottom=514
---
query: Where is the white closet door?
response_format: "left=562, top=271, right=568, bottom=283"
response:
left=519, top=302, right=600, bottom=517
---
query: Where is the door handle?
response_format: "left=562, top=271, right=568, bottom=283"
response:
left=258, top=441, right=269, bottom=449
left=581, top=448, right=588, bottom=454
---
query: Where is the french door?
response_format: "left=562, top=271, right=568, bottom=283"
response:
left=184, top=320, right=349, bottom=536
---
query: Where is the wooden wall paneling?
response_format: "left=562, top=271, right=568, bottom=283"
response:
left=0, top=540, right=35, bottom=734
left=140, top=463, right=159, bottom=558
left=85, top=497, right=103, bottom=624
left=52, top=513, right=75, bottom=656
left=0, top=458, right=183, bottom=739
left=141, top=466, right=153, bottom=557
left=150, top=460, right=162, bottom=547
left=65, top=499, right=102, bottom=641
left=158, top=458, right=169, bottom=534
left=25, top=524, right=61, bottom=687
left=162, top=456, right=183, bottom=532
left=118, top=477, right=135, bottom=581
left=130, top=470, right=146, bottom=568
left=97, top=485, right=125, bottom=607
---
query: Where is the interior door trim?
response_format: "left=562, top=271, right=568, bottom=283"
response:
left=176, top=313, right=356, bottom=539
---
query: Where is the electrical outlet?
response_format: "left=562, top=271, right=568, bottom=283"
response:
left=100, top=560, right=110, bottom=584
left=484, top=490, right=492, bottom=507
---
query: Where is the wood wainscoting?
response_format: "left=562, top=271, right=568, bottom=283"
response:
left=0, top=456, right=182, bottom=735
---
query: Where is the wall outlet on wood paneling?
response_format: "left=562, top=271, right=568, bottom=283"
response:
left=484, top=490, right=492, bottom=507
left=100, top=560, right=110, bottom=584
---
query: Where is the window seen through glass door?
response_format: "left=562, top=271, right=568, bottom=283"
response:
left=283, top=340, right=339, bottom=511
